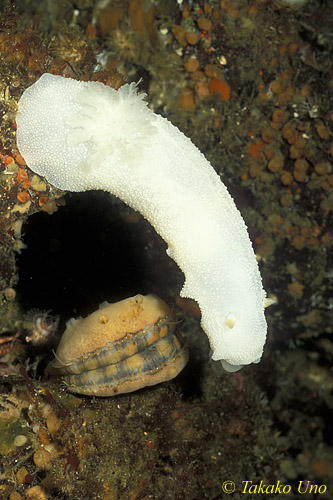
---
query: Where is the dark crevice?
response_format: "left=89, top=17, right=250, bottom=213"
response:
left=16, top=190, right=183, bottom=329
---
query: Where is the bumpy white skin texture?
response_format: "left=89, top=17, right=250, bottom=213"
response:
left=16, top=73, right=268, bottom=371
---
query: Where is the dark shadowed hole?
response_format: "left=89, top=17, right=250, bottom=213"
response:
left=16, top=190, right=183, bottom=328
left=15, top=191, right=199, bottom=391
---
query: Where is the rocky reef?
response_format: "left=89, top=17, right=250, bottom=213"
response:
left=0, top=1, right=332, bottom=499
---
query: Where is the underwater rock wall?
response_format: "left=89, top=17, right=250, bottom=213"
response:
left=0, top=1, right=332, bottom=499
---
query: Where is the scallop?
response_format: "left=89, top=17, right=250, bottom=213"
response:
left=46, top=294, right=188, bottom=396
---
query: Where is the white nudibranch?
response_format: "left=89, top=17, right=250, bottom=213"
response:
left=16, top=73, right=269, bottom=372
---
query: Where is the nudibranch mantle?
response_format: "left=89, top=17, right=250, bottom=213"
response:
left=16, top=73, right=268, bottom=372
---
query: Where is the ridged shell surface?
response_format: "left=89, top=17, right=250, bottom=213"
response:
left=47, top=294, right=188, bottom=396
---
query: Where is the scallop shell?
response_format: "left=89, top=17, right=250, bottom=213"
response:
left=47, top=294, right=188, bottom=396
